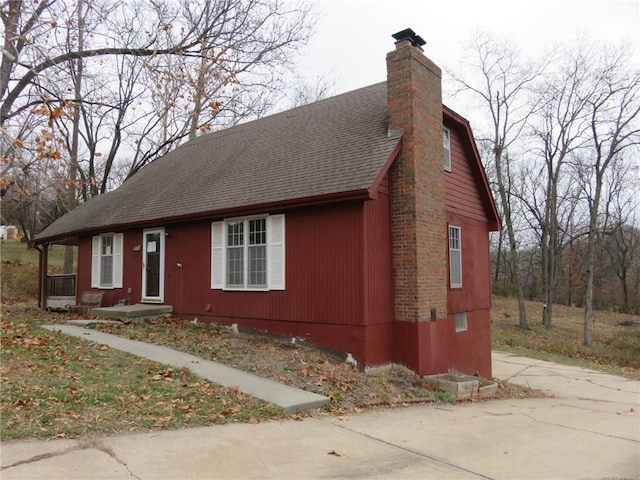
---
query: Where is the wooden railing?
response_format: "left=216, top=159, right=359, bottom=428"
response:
left=46, top=274, right=76, bottom=297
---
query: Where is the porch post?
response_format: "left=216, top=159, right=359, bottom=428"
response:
left=39, top=243, right=49, bottom=310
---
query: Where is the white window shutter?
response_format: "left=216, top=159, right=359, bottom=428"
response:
left=268, top=214, right=285, bottom=290
left=91, top=236, right=100, bottom=288
left=113, top=233, right=124, bottom=288
left=211, top=222, right=224, bottom=289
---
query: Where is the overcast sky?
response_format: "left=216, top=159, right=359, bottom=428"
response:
left=297, top=0, right=640, bottom=96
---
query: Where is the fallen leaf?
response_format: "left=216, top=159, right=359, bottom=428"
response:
left=328, top=449, right=345, bottom=457
left=338, top=415, right=349, bottom=421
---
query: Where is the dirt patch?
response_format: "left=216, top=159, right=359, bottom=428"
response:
left=92, top=317, right=546, bottom=414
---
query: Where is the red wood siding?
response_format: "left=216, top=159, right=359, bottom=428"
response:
left=363, top=174, right=394, bottom=327
left=446, top=212, right=492, bottom=314
left=444, top=122, right=493, bottom=315
left=73, top=166, right=491, bottom=376
left=444, top=125, right=489, bottom=223
left=186, top=202, right=365, bottom=325
left=77, top=202, right=369, bottom=324
left=393, top=309, right=492, bottom=377
left=77, top=231, right=142, bottom=307
left=73, top=197, right=398, bottom=366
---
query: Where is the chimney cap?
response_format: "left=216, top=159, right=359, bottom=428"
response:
left=392, top=28, right=426, bottom=47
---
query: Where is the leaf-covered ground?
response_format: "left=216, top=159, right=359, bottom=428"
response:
left=1, top=302, right=541, bottom=440
left=491, top=296, right=640, bottom=378
left=92, top=317, right=540, bottom=413
left=1, top=304, right=283, bottom=440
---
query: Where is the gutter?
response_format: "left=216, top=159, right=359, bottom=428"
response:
left=32, top=188, right=374, bottom=245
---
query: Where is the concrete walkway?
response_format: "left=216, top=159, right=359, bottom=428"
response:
left=1, top=349, right=639, bottom=479
left=39, top=324, right=329, bottom=413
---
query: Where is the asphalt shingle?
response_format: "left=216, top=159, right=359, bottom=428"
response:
left=36, top=82, right=399, bottom=242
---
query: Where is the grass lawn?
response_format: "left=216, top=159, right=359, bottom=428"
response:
left=1, top=240, right=75, bottom=301
left=491, top=296, right=640, bottom=379
left=0, top=303, right=284, bottom=441
left=0, top=239, right=71, bottom=268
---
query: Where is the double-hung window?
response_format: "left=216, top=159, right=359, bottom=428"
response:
left=449, top=225, right=462, bottom=288
left=91, top=233, right=123, bottom=289
left=211, top=215, right=285, bottom=291
left=443, top=128, right=451, bottom=171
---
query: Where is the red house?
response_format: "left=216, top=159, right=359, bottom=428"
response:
left=34, top=29, right=500, bottom=377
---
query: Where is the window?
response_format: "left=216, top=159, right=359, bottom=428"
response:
left=443, top=128, right=451, bottom=171
left=100, top=235, right=114, bottom=286
left=211, top=215, right=285, bottom=291
left=91, top=233, right=123, bottom=289
left=455, top=312, right=468, bottom=332
left=449, top=225, right=462, bottom=288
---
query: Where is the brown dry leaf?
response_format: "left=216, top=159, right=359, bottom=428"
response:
left=248, top=418, right=259, bottom=424
left=338, top=415, right=349, bottom=421
left=328, top=449, right=345, bottom=457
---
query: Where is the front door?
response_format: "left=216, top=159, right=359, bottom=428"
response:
left=142, top=228, right=164, bottom=302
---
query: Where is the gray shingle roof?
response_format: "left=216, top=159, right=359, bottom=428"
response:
left=35, top=82, right=400, bottom=242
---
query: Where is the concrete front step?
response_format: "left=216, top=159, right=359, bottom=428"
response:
left=92, top=304, right=173, bottom=321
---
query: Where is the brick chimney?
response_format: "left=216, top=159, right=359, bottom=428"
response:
left=387, top=29, right=447, bottom=323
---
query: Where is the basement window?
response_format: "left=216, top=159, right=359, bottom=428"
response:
left=455, top=312, right=468, bottom=332
left=443, top=128, right=451, bottom=171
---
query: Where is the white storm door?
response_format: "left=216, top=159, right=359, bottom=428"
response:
left=142, top=228, right=165, bottom=302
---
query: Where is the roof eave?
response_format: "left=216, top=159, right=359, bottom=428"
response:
left=33, top=188, right=373, bottom=244
left=368, top=136, right=403, bottom=199
left=443, top=106, right=502, bottom=231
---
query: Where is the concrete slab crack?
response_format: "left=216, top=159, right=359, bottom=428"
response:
left=520, top=412, right=640, bottom=443
left=1, top=444, right=86, bottom=471
left=496, top=361, right=536, bottom=383
left=584, top=377, right=640, bottom=395
left=1, top=441, right=141, bottom=480
left=329, top=422, right=494, bottom=479
left=90, top=440, right=142, bottom=480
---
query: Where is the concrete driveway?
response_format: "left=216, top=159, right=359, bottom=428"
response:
left=1, top=351, right=639, bottom=480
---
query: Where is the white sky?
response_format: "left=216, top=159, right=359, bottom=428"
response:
left=298, top=0, right=640, bottom=97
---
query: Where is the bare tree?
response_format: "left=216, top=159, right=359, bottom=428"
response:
left=1, top=0, right=317, bottom=237
left=603, top=193, right=640, bottom=313
left=287, top=72, right=336, bottom=108
left=520, top=48, right=594, bottom=326
left=572, top=41, right=640, bottom=345
left=448, top=29, right=548, bottom=329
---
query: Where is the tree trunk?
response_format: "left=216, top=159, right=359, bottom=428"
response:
left=494, top=148, right=528, bottom=329
left=506, top=209, right=528, bottom=329
left=584, top=242, right=595, bottom=345
left=64, top=0, right=85, bottom=275
left=493, top=229, right=504, bottom=288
